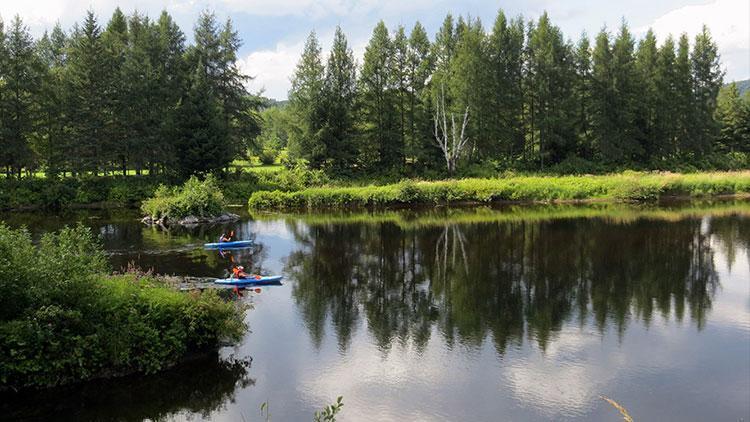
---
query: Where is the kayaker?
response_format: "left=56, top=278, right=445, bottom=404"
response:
left=219, top=230, right=235, bottom=243
left=232, top=265, right=248, bottom=279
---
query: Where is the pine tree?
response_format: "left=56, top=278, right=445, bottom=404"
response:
left=405, top=21, right=434, bottom=167
left=173, top=64, right=228, bottom=178
left=37, top=24, right=68, bottom=176
left=449, top=17, right=490, bottom=160
left=635, top=29, right=659, bottom=160
left=525, top=13, right=576, bottom=167
left=690, top=25, right=724, bottom=153
left=65, top=11, right=109, bottom=175
left=358, top=21, right=398, bottom=171
left=655, top=36, right=679, bottom=158
left=487, top=11, right=525, bottom=160
left=102, top=8, right=130, bottom=175
left=609, top=21, right=642, bottom=162
left=288, top=31, right=325, bottom=165
left=715, top=83, right=750, bottom=153
left=572, top=32, right=593, bottom=159
left=391, top=25, right=409, bottom=169
left=153, top=11, right=187, bottom=173
left=674, top=33, right=694, bottom=156
left=320, top=26, right=357, bottom=175
left=0, top=16, right=43, bottom=177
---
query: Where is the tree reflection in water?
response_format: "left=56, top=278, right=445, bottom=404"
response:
left=0, top=353, right=254, bottom=421
left=284, top=211, right=743, bottom=355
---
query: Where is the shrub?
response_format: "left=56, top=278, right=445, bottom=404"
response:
left=141, top=175, right=226, bottom=220
left=0, top=224, right=246, bottom=390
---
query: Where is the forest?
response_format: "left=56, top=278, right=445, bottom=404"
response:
left=273, top=12, right=749, bottom=176
left=0, top=7, right=748, bottom=182
left=0, top=9, right=257, bottom=179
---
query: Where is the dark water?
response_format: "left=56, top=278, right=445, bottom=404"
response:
left=1, top=202, right=749, bottom=421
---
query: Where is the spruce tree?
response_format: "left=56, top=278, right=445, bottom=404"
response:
left=173, top=64, right=228, bottom=178
left=488, top=11, right=525, bottom=160
left=406, top=21, right=434, bottom=167
left=674, top=34, right=694, bottom=156
left=572, top=32, right=593, bottom=159
left=715, top=83, right=750, bottom=153
left=635, top=29, right=659, bottom=160
left=0, top=16, right=43, bottom=177
left=288, top=31, right=325, bottom=166
left=320, top=26, right=357, bottom=175
left=102, top=8, right=130, bottom=175
left=37, top=24, right=69, bottom=176
left=65, top=11, right=109, bottom=175
left=358, top=21, right=398, bottom=171
left=655, top=36, right=679, bottom=158
left=691, top=25, right=724, bottom=153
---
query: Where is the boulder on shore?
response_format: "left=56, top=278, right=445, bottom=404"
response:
left=141, top=212, right=240, bottom=227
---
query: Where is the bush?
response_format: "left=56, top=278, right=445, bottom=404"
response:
left=0, top=224, right=246, bottom=390
left=141, top=175, right=226, bottom=220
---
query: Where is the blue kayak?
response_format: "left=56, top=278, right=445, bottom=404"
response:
left=204, top=240, right=254, bottom=249
left=214, top=275, right=283, bottom=286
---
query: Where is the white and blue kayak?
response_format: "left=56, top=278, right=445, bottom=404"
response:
left=204, top=240, right=254, bottom=249
left=214, top=275, right=283, bottom=286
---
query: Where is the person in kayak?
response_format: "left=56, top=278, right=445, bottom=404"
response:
left=219, top=230, right=235, bottom=243
left=232, top=265, right=248, bottom=279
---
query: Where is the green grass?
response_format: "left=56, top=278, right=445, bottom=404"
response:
left=247, top=171, right=750, bottom=210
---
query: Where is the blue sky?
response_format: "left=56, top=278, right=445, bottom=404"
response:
left=1, top=0, right=747, bottom=99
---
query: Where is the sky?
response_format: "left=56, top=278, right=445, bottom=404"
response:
left=1, top=0, right=747, bottom=100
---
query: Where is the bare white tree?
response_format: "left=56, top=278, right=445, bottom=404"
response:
left=433, top=85, right=470, bottom=175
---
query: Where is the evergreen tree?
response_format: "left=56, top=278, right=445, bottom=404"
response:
left=488, top=11, right=525, bottom=160
left=36, top=24, right=69, bottom=176
left=525, top=13, right=576, bottom=167
left=102, top=8, right=130, bottom=174
left=674, top=33, right=694, bottom=156
left=635, top=29, right=659, bottom=160
left=391, top=25, right=409, bottom=169
left=173, top=64, right=228, bottom=178
left=715, top=83, right=750, bottom=153
left=358, top=21, right=399, bottom=171
left=320, top=26, right=357, bottom=174
left=572, top=32, right=593, bottom=159
left=449, top=17, right=490, bottom=159
left=405, top=21, right=434, bottom=167
left=288, top=31, right=325, bottom=165
left=153, top=11, right=187, bottom=172
left=0, top=16, right=43, bottom=177
left=65, top=11, right=109, bottom=175
left=690, top=25, right=724, bottom=153
left=609, top=21, right=642, bottom=162
left=655, top=36, right=679, bottom=158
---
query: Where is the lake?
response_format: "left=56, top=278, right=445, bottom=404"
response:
left=1, top=201, right=749, bottom=421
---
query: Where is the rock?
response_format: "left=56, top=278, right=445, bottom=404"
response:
left=143, top=212, right=240, bottom=227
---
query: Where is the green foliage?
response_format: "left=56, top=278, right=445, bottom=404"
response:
left=141, top=175, right=226, bottom=219
left=248, top=171, right=750, bottom=210
left=0, top=224, right=246, bottom=390
left=314, top=396, right=344, bottom=422
left=0, top=176, right=163, bottom=210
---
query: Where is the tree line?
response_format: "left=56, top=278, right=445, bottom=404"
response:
left=284, top=10, right=748, bottom=176
left=0, top=9, right=258, bottom=179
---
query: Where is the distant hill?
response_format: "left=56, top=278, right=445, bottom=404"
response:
left=726, top=79, right=750, bottom=96
left=262, top=98, right=289, bottom=109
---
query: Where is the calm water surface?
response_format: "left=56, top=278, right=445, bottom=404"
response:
left=1, top=202, right=749, bottom=421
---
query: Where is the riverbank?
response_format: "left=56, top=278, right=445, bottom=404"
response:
left=247, top=171, right=750, bottom=210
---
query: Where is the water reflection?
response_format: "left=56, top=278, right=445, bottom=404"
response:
left=285, top=212, right=738, bottom=355
left=0, top=353, right=253, bottom=422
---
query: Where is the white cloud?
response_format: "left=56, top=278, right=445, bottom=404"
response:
left=240, top=30, right=368, bottom=100
left=645, top=0, right=749, bottom=81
